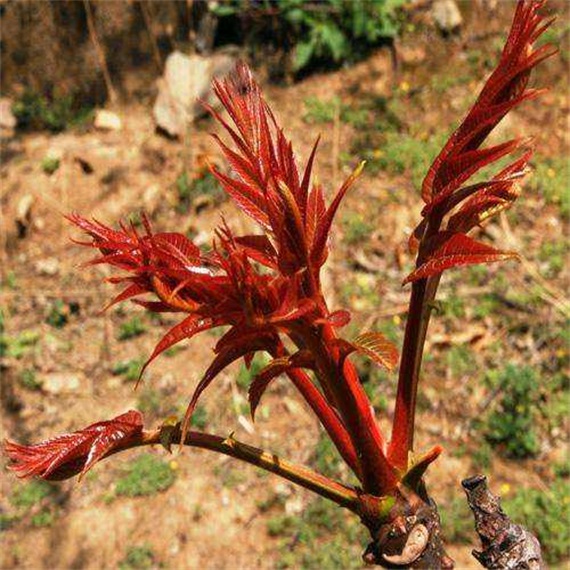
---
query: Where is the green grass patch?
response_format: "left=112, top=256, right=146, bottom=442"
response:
left=529, top=155, right=570, bottom=217
left=269, top=498, right=364, bottom=569
left=119, top=544, right=157, bottom=570
left=446, top=345, right=475, bottom=378
left=482, top=365, right=540, bottom=458
left=9, top=480, right=57, bottom=529
left=503, top=479, right=570, bottom=565
left=19, top=368, right=42, bottom=390
left=0, top=330, right=40, bottom=359
left=370, top=131, right=448, bottom=189
left=175, top=169, right=225, bottom=213
left=190, top=404, right=208, bottom=430
left=115, top=454, right=176, bottom=498
left=112, top=358, right=145, bottom=382
left=41, top=156, right=60, bottom=175
left=441, top=495, right=473, bottom=544
left=341, top=212, right=374, bottom=246
left=236, top=354, right=270, bottom=390
left=538, top=240, right=568, bottom=278
left=117, top=317, right=147, bottom=341
left=10, top=481, right=54, bottom=510
left=12, top=91, right=93, bottom=132
left=45, top=299, right=73, bottom=329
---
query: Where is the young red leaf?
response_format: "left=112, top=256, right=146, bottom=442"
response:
left=334, top=332, right=399, bottom=372
left=421, top=0, right=555, bottom=204
left=315, top=310, right=351, bottom=328
left=138, top=316, right=217, bottom=384
left=404, top=232, right=519, bottom=284
left=181, top=335, right=278, bottom=443
left=310, top=162, right=365, bottom=267
left=5, top=411, right=143, bottom=481
left=248, top=350, right=314, bottom=419
left=352, top=332, right=400, bottom=371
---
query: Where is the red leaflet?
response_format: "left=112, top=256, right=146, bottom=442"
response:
left=208, top=62, right=361, bottom=277
left=5, top=411, right=143, bottom=480
left=138, top=316, right=218, bottom=385
left=421, top=0, right=555, bottom=205
left=248, top=350, right=314, bottom=419
left=404, top=232, right=519, bottom=284
left=336, top=331, right=399, bottom=372
left=407, top=1, right=553, bottom=281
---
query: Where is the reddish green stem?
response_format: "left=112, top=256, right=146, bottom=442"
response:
left=139, top=428, right=361, bottom=510
left=389, top=275, right=440, bottom=470
left=301, top=324, right=397, bottom=496
left=284, top=366, right=362, bottom=478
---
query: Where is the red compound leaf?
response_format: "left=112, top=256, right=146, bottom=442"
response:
left=421, top=0, right=555, bottom=206
left=4, top=411, right=144, bottom=481
left=404, top=232, right=519, bottom=284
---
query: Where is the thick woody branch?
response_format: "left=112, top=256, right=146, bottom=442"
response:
left=462, top=475, right=544, bottom=569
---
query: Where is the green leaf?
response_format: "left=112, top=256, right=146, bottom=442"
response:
left=320, top=24, right=348, bottom=62
left=294, top=40, right=315, bottom=71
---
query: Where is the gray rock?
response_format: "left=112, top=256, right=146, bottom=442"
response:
left=94, top=109, right=122, bottom=131
left=0, top=97, right=17, bottom=130
left=153, top=50, right=237, bottom=138
left=43, top=372, right=83, bottom=394
left=432, top=0, right=463, bottom=33
left=16, top=194, right=34, bottom=236
left=34, top=257, right=60, bottom=276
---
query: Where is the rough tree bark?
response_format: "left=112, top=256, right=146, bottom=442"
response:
left=463, top=475, right=544, bottom=570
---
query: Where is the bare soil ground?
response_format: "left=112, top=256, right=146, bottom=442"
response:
left=1, top=2, right=568, bottom=569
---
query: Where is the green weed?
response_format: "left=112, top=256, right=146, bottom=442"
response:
left=429, top=74, right=470, bottom=94
left=112, top=358, right=144, bottom=382
left=45, top=299, right=69, bottom=329
left=175, top=169, right=225, bottom=212
left=446, top=345, right=475, bottom=378
left=10, top=481, right=54, bottom=510
left=119, top=544, right=157, bottom=570
left=473, top=293, right=502, bottom=319
left=115, top=454, right=176, bottom=498
left=503, top=479, right=570, bottom=565
left=471, top=442, right=493, bottom=470
left=441, top=496, right=473, bottom=544
left=529, top=156, right=570, bottom=217
left=341, top=212, right=374, bottom=246
left=483, top=365, right=540, bottom=458
left=117, top=317, right=147, bottom=341
left=19, top=368, right=42, bottom=391
left=0, top=330, right=40, bottom=359
left=0, top=513, right=17, bottom=531
left=41, top=156, right=60, bottom=175
left=311, top=433, right=342, bottom=479
left=440, top=295, right=466, bottom=320
left=236, top=354, right=270, bottom=390
left=538, top=240, right=568, bottom=278
left=31, top=510, right=55, bottom=528
left=368, top=131, right=448, bottom=188
left=269, top=498, right=364, bottom=569
left=303, top=96, right=338, bottom=124
left=9, top=481, right=57, bottom=528
left=3, top=271, right=17, bottom=290
left=339, top=273, right=379, bottom=311
left=190, top=404, right=208, bottom=430
left=12, top=91, right=93, bottom=132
